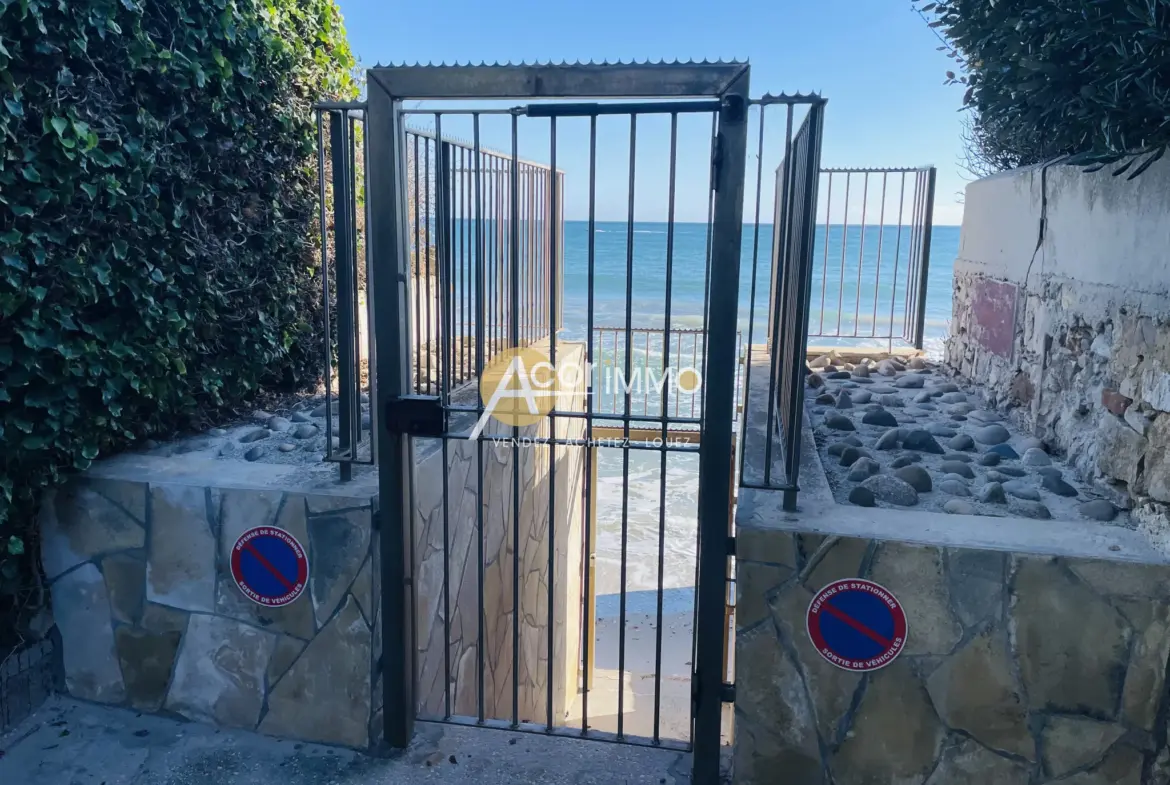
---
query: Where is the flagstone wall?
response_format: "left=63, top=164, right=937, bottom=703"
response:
left=41, top=476, right=379, bottom=748
left=734, top=496, right=1170, bottom=785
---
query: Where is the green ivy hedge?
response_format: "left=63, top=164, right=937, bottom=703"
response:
left=917, top=0, right=1170, bottom=173
left=0, top=0, right=355, bottom=597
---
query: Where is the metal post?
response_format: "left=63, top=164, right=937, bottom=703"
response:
left=693, top=69, right=750, bottom=785
left=913, top=167, right=937, bottom=350
left=367, top=82, right=416, bottom=749
left=330, top=112, right=357, bottom=482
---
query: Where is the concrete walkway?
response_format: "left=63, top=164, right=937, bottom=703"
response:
left=0, top=697, right=692, bottom=785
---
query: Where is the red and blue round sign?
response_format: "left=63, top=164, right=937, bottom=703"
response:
left=806, top=579, right=907, bottom=672
left=230, top=526, right=309, bottom=608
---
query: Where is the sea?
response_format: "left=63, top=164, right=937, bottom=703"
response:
left=550, top=220, right=962, bottom=601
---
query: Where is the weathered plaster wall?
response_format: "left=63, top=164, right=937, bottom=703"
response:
left=734, top=488, right=1170, bottom=785
left=947, top=159, right=1170, bottom=531
left=413, top=342, right=586, bottom=726
left=40, top=475, right=379, bottom=749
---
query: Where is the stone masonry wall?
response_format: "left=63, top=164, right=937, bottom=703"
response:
left=947, top=159, right=1170, bottom=534
left=735, top=525, right=1170, bottom=785
left=40, top=477, right=379, bottom=749
left=413, top=342, right=586, bottom=726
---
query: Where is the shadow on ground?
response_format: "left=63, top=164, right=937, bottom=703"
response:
left=0, top=697, right=691, bottom=785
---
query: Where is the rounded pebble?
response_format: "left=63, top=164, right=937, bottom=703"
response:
left=815, top=393, right=836, bottom=405
left=875, top=429, right=901, bottom=450
left=862, top=408, right=899, bottom=428
left=939, top=479, right=972, bottom=496
left=839, top=446, right=871, bottom=467
left=1041, top=473, right=1078, bottom=498
left=976, top=482, right=1008, bottom=504
left=894, top=465, right=932, bottom=493
left=903, top=430, right=945, bottom=454
left=1013, top=500, right=1052, bottom=520
left=1003, top=480, right=1040, bottom=501
left=239, top=428, right=271, bottom=444
left=1078, top=500, right=1117, bottom=521
left=825, top=413, right=856, bottom=431
left=987, top=443, right=1020, bottom=460
left=848, top=486, right=876, bottom=507
left=1022, top=448, right=1051, bottom=467
left=861, top=475, right=919, bottom=506
left=278, top=443, right=297, bottom=453
left=852, top=391, right=873, bottom=403
left=949, top=434, right=975, bottom=451
left=943, top=499, right=976, bottom=515
left=894, top=375, right=925, bottom=389
left=940, top=460, right=975, bottom=479
left=890, top=454, right=921, bottom=469
left=244, top=446, right=265, bottom=461
left=928, top=424, right=957, bottom=438
left=978, top=452, right=1001, bottom=466
left=975, top=424, right=1011, bottom=445
left=968, top=409, right=1002, bottom=424
left=827, top=437, right=864, bottom=456
left=847, top=458, right=881, bottom=481
left=836, top=391, right=854, bottom=409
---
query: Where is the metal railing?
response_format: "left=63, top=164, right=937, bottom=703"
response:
left=312, top=106, right=564, bottom=478
left=591, top=326, right=742, bottom=423
left=314, top=105, right=374, bottom=480
left=408, top=128, right=565, bottom=397
left=772, top=166, right=936, bottom=351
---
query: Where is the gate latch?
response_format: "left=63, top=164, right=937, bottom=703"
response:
left=384, top=395, right=444, bottom=438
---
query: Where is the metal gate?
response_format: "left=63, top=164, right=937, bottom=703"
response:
left=340, top=62, right=825, bottom=783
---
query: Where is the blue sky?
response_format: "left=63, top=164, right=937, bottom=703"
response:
left=336, top=0, right=967, bottom=226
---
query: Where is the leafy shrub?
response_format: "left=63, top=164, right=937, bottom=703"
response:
left=0, top=0, right=355, bottom=600
left=917, top=0, right=1170, bottom=174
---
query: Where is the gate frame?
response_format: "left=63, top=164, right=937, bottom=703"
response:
left=365, top=62, right=751, bottom=782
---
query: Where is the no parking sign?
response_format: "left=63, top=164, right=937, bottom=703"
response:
left=230, top=526, right=309, bottom=607
left=806, top=579, right=907, bottom=672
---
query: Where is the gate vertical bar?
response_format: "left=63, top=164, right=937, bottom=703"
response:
left=782, top=104, right=826, bottom=511
left=367, top=81, right=416, bottom=748
left=330, top=112, right=356, bottom=482
left=693, top=69, right=750, bottom=784
left=913, top=167, right=937, bottom=350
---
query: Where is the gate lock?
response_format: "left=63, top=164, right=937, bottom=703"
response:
left=383, top=395, right=444, bottom=438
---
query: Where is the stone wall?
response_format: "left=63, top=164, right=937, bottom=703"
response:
left=413, top=342, right=587, bottom=726
left=946, top=159, right=1170, bottom=533
left=40, top=474, right=379, bottom=749
left=734, top=497, right=1170, bottom=785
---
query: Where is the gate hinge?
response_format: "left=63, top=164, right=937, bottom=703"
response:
left=692, top=679, right=738, bottom=707
left=384, top=394, right=444, bottom=437
left=710, top=133, right=723, bottom=192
